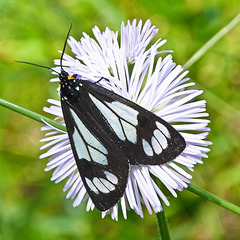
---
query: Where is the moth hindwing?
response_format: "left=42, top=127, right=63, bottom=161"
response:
left=59, top=74, right=186, bottom=211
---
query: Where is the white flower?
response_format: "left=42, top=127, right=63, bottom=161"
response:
left=40, top=19, right=211, bottom=220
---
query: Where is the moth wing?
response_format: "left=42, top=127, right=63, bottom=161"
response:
left=61, top=99, right=129, bottom=211
left=82, top=81, right=186, bottom=165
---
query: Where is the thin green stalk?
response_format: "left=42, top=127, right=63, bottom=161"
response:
left=156, top=202, right=171, bottom=240
left=0, top=97, right=66, bottom=132
left=187, top=184, right=240, bottom=215
left=199, top=84, right=240, bottom=119
left=182, top=13, right=240, bottom=120
left=153, top=176, right=171, bottom=240
left=183, top=13, right=240, bottom=69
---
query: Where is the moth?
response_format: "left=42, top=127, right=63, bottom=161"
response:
left=17, top=25, right=186, bottom=211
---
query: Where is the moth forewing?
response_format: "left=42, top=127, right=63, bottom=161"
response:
left=80, top=80, right=186, bottom=165
left=61, top=98, right=129, bottom=211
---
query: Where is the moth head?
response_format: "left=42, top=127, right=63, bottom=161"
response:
left=59, top=69, right=70, bottom=83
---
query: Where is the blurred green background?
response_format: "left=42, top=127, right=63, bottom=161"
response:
left=0, top=0, right=240, bottom=239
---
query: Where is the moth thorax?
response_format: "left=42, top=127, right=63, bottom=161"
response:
left=60, top=77, right=81, bottom=101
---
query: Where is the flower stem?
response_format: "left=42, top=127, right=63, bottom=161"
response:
left=156, top=201, right=171, bottom=240
left=153, top=176, right=171, bottom=239
left=187, top=183, right=240, bottom=215
left=0, top=97, right=66, bottom=132
left=183, top=13, right=240, bottom=69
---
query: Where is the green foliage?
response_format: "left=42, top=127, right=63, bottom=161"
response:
left=0, top=0, right=239, bottom=239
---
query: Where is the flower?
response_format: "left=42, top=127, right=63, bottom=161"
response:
left=40, top=19, right=211, bottom=220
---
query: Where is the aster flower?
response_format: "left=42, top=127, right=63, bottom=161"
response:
left=40, top=19, right=211, bottom=220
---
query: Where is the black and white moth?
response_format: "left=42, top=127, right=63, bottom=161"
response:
left=18, top=25, right=186, bottom=211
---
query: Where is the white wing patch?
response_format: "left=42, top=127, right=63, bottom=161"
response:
left=151, top=136, right=163, bottom=154
left=142, top=121, right=171, bottom=156
left=105, top=101, right=139, bottom=126
left=156, top=122, right=170, bottom=138
left=86, top=178, right=99, bottom=194
left=142, top=139, right=154, bottom=156
left=93, top=178, right=110, bottom=193
left=88, top=146, right=108, bottom=165
left=89, top=94, right=138, bottom=144
left=70, top=109, right=108, bottom=155
left=104, top=171, right=118, bottom=184
left=99, top=178, right=115, bottom=191
left=153, top=129, right=168, bottom=149
left=86, top=175, right=118, bottom=195
left=89, top=94, right=126, bottom=141
left=120, top=120, right=137, bottom=143
left=72, top=128, right=91, bottom=161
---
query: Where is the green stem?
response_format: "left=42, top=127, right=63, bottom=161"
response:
left=156, top=202, right=171, bottom=240
left=183, top=13, right=240, bottom=69
left=0, top=97, right=66, bottom=132
left=187, top=184, right=240, bottom=215
left=153, top=176, right=171, bottom=239
left=198, top=84, right=240, bottom=119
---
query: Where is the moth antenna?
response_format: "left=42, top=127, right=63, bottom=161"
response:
left=60, top=23, right=72, bottom=71
left=16, top=61, right=59, bottom=74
